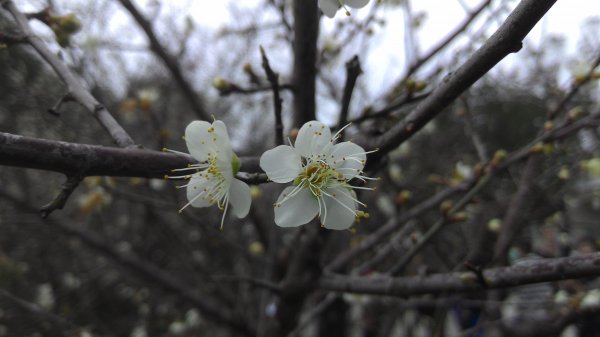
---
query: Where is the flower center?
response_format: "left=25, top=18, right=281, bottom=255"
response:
left=294, top=162, right=343, bottom=198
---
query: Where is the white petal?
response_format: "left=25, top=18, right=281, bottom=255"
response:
left=228, top=179, right=251, bottom=218
left=345, top=0, right=369, bottom=9
left=186, top=174, right=213, bottom=208
left=274, top=187, right=319, bottom=227
left=320, top=186, right=357, bottom=230
left=185, top=120, right=232, bottom=162
left=259, top=145, right=303, bottom=183
left=318, top=0, right=339, bottom=18
left=211, top=120, right=233, bottom=155
left=185, top=121, right=212, bottom=161
left=216, top=155, right=234, bottom=184
left=294, top=120, right=332, bottom=158
left=328, top=141, right=366, bottom=179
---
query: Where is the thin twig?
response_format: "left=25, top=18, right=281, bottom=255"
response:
left=212, top=274, right=282, bottom=293
left=218, top=83, right=293, bottom=96
left=40, top=175, right=83, bottom=218
left=389, top=174, right=492, bottom=275
left=349, top=91, right=430, bottom=125
left=336, top=55, right=362, bottom=135
left=260, top=46, right=284, bottom=146
left=47, top=92, right=74, bottom=116
left=548, top=51, right=600, bottom=120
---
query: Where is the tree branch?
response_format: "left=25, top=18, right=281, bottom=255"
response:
left=320, top=252, right=600, bottom=296
left=336, top=55, right=362, bottom=133
left=291, top=0, right=319, bottom=127
left=260, top=46, right=284, bottom=146
left=0, top=132, right=265, bottom=183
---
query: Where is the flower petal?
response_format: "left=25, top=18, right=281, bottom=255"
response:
left=186, top=173, right=213, bottom=208
left=211, top=120, right=233, bottom=155
left=216, top=155, right=234, bottom=183
left=320, top=186, right=357, bottom=230
left=185, top=120, right=232, bottom=162
left=318, top=0, right=339, bottom=18
left=228, top=178, right=251, bottom=218
left=274, top=187, right=319, bottom=227
left=260, top=145, right=303, bottom=183
left=328, top=141, right=366, bottom=179
left=185, top=121, right=212, bottom=161
left=294, top=120, right=332, bottom=158
left=345, top=0, right=369, bottom=9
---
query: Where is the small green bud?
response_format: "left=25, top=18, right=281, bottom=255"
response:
left=487, top=218, right=502, bottom=233
left=59, top=13, right=82, bottom=34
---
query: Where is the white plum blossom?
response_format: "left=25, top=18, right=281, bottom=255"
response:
left=260, top=120, right=374, bottom=230
left=165, top=120, right=251, bottom=229
left=318, top=0, right=370, bottom=18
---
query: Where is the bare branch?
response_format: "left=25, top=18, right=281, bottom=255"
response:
left=389, top=174, right=492, bottom=275
left=0, top=132, right=265, bottom=183
left=320, top=252, right=600, bottom=296
left=260, top=46, right=284, bottom=146
left=337, top=55, right=362, bottom=134
left=291, top=0, right=319, bottom=127
left=40, top=175, right=83, bottom=218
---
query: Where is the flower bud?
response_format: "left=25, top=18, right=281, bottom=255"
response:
left=395, top=190, right=412, bottom=205
left=58, top=13, right=82, bottom=34
left=212, top=77, right=234, bottom=93
left=487, top=218, right=502, bottom=233
left=567, top=106, right=583, bottom=123
left=440, top=200, right=453, bottom=215
left=491, top=150, right=507, bottom=167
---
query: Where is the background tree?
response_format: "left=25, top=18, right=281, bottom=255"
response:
left=1, top=0, right=600, bottom=336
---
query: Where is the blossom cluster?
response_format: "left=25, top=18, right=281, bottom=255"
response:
left=166, top=120, right=374, bottom=231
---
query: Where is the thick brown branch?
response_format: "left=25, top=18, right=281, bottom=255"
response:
left=117, top=0, right=210, bottom=121
left=320, top=252, right=600, bottom=296
left=291, top=0, right=319, bottom=127
left=0, top=132, right=264, bottom=182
